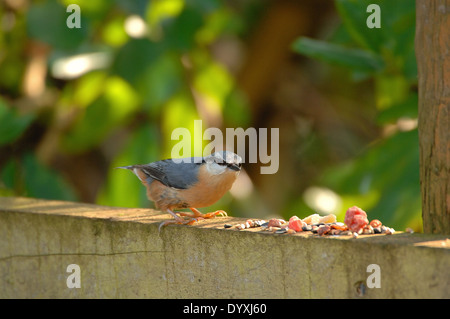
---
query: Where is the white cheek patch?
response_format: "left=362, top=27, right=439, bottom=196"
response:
left=133, top=168, right=147, bottom=182
left=206, top=163, right=227, bottom=175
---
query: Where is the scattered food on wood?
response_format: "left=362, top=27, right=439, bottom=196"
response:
left=226, top=206, right=401, bottom=238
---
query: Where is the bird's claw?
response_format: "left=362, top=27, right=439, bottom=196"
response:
left=213, top=210, right=228, bottom=217
left=201, top=210, right=228, bottom=218
left=185, top=216, right=204, bottom=225
left=180, top=208, right=228, bottom=219
left=158, top=216, right=204, bottom=232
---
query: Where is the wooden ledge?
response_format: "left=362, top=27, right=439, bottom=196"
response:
left=0, top=197, right=449, bottom=298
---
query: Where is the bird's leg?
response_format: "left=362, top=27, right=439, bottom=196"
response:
left=178, top=207, right=228, bottom=219
left=158, top=209, right=202, bottom=231
left=166, top=208, right=185, bottom=222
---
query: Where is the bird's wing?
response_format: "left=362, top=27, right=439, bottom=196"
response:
left=138, top=158, right=203, bottom=190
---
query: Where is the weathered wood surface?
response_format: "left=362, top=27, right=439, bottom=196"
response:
left=0, top=197, right=449, bottom=298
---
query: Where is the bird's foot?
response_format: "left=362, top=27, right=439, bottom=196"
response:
left=203, top=210, right=228, bottom=218
left=158, top=216, right=204, bottom=232
left=159, top=208, right=227, bottom=231
left=178, top=208, right=228, bottom=219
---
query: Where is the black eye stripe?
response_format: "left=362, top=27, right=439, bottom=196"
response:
left=215, top=162, right=241, bottom=167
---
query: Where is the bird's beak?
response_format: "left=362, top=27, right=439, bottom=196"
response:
left=228, top=163, right=241, bottom=171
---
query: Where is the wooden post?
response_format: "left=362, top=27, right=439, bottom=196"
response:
left=416, top=1, right=450, bottom=234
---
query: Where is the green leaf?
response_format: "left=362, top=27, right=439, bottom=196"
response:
left=194, top=59, right=233, bottom=102
left=27, top=0, right=87, bottom=50
left=186, top=0, right=221, bottom=14
left=136, top=54, right=183, bottom=112
left=0, top=158, right=19, bottom=192
left=223, top=88, right=252, bottom=127
left=292, top=37, right=384, bottom=73
left=116, top=0, right=149, bottom=16
left=377, top=93, right=418, bottom=124
left=335, top=0, right=385, bottom=52
left=164, top=5, right=204, bottom=51
left=161, top=92, right=199, bottom=158
left=0, top=99, right=34, bottom=146
left=21, top=153, right=77, bottom=201
left=112, top=38, right=162, bottom=85
left=335, top=0, right=416, bottom=76
left=97, top=125, right=160, bottom=208
left=63, top=76, right=140, bottom=152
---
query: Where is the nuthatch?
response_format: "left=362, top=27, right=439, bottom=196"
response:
left=117, top=151, right=242, bottom=229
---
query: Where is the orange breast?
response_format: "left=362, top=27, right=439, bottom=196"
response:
left=145, top=165, right=239, bottom=210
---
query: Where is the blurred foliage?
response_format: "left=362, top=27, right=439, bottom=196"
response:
left=0, top=0, right=421, bottom=231
left=0, top=0, right=257, bottom=209
left=292, top=0, right=420, bottom=230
